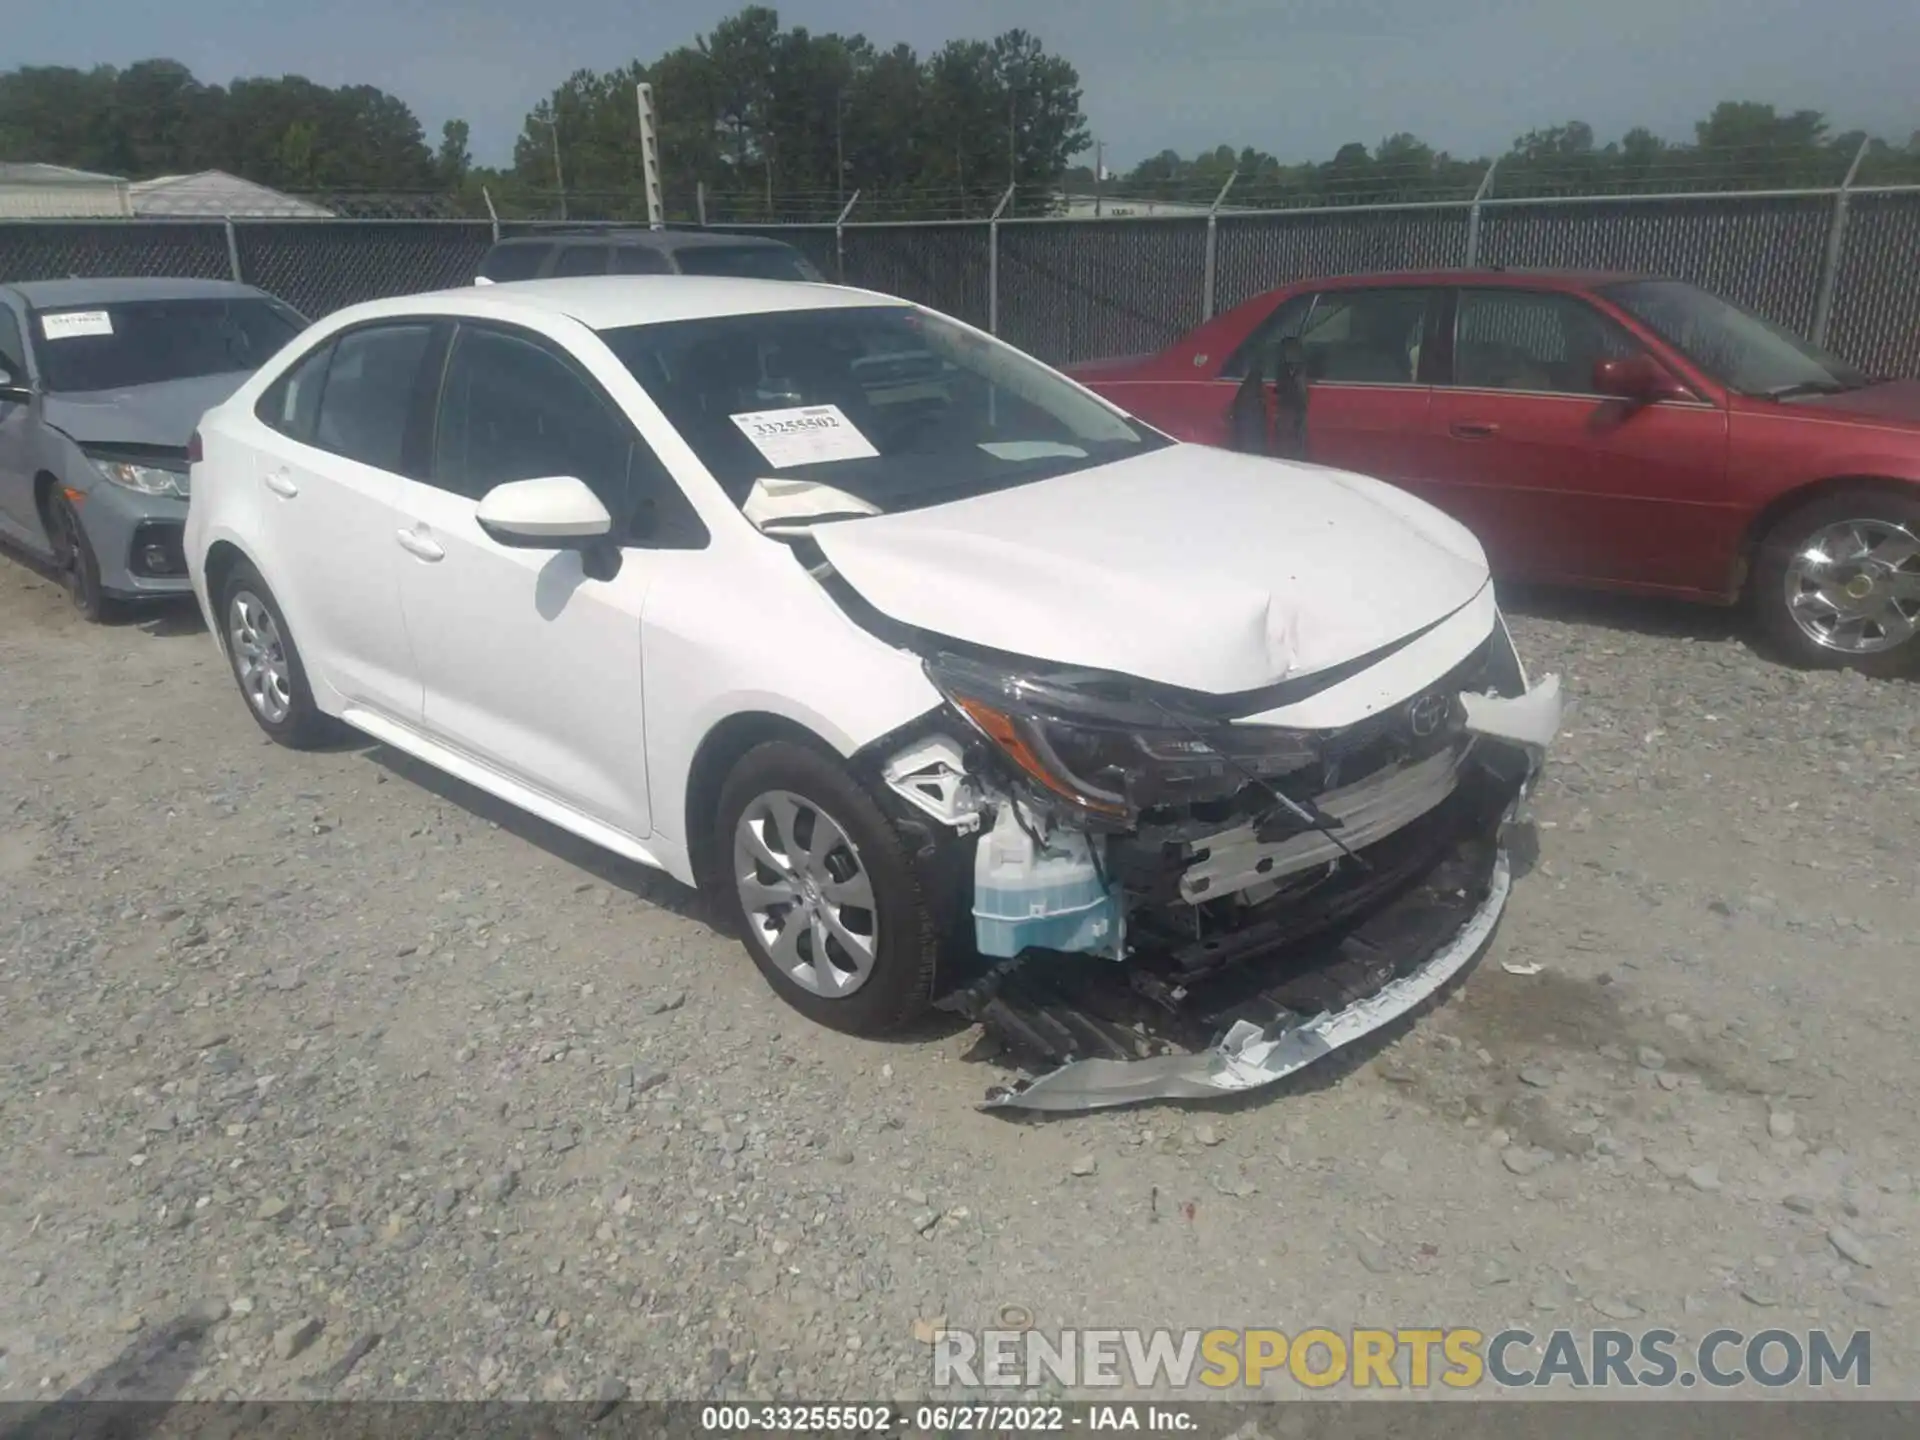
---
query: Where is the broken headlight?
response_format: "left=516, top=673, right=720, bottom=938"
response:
left=924, top=652, right=1319, bottom=821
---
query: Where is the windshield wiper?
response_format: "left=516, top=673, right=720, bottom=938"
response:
left=1763, top=380, right=1850, bottom=400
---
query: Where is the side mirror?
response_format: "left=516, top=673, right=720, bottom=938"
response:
left=0, top=366, right=31, bottom=400
left=1593, top=354, right=1691, bottom=405
left=476, top=475, right=612, bottom=549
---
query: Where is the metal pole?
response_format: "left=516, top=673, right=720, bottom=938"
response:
left=481, top=185, right=500, bottom=242
left=636, top=83, right=663, bottom=229
left=1812, top=136, right=1871, bottom=348
left=1094, top=140, right=1104, bottom=219
left=696, top=181, right=707, bottom=227
left=988, top=183, right=1015, bottom=335
left=1202, top=168, right=1239, bottom=320
left=222, top=217, right=243, bottom=283
left=1465, top=156, right=1499, bottom=266
left=834, top=190, right=860, bottom=284
left=534, top=116, right=567, bottom=221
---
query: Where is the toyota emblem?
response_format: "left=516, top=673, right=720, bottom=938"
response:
left=1407, top=693, right=1450, bottom=738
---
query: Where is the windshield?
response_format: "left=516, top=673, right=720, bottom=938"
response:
left=31, top=297, right=306, bottom=394
left=1600, top=279, right=1869, bottom=398
left=600, top=304, right=1168, bottom=515
left=672, top=244, right=823, bottom=282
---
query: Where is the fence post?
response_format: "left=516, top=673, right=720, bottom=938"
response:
left=222, top=218, right=243, bottom=283
left=1202, top=169, right=1239, bottom=320
left=988, top=184, right=1016, bottom=335
left=1465, top=157, right=1500, bottom=266
left=1812, top=136, right=1871, bottom=348
left=833, top=191, right=861, bottom=284
left=696, top=182, right=707, bottom=228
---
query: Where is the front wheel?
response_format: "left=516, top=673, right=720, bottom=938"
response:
left=43, top=490, right=114, bottom=623
left=715, top=740, right=939, bottom=1037
left=1753, top=487, right=1920, bottom=678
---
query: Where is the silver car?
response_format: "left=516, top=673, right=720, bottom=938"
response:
left=0, top=277, right=307, bottom=619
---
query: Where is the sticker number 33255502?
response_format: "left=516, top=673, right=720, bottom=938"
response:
left=729, top=404, right=879, bottom=469
left=41, top=310, right=115, bottom=341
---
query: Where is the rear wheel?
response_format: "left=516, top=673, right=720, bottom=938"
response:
left=1753, top=487, right=1920, bottom=677
left=219, top=560, right=335, bottom=748
left=43, top=490, right=114, bottom=623
left=715, top=740, right=938, bottom=1036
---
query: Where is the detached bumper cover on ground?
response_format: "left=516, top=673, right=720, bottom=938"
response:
left=949, top=678, right=1563, bottom=1113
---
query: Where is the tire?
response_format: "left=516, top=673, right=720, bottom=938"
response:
left=715, top=739, right=939, bottom=1036
left=217, top=560, right=335, bottom=748
left=1752, top=486, right=1920, bottom=678
left=43, top=490, right=115, bottom=623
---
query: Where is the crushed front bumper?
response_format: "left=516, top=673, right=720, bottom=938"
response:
left=975, top=848, right=1509, bottom=1112
left=944, top=673, right=1561, bottom=1113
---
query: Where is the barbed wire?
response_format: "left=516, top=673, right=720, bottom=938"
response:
left=267, top=140, right=1919, bottom=225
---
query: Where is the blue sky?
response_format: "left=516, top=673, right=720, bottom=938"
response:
left=14, top=0, right=1919, bottom=168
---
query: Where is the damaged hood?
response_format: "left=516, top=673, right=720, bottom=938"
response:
left=42, top=371, right=250, bottom=450
left=808, top=445, right=1492, bottom=695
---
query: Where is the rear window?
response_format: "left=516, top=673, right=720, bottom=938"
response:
left=31, top=297, right=306, bottom=393
left=552, top=244, right=610, bottom=278
left=672, top=244, right=822, bottom=282
left=613, top=245, right=672, bottom=275
left=479, top=243, right=549, bottom=282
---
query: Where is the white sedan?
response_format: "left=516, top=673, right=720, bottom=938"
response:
left=184, top=276, right=1563, bottom=1112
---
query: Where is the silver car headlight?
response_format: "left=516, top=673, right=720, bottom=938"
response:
left=89, top=457, right=189, bottom=500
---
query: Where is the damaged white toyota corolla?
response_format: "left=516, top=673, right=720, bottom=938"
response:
left=185, top=276, right=1562, bottom=1113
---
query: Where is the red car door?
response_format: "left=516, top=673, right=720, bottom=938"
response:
left=1421, top=287, right=1730, bottom=593
left=1297, top=286, right=1446, bottom=489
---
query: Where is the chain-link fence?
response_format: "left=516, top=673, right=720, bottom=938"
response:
left=2, top=187, right=1917, bottom=375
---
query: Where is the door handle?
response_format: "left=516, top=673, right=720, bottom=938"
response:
left=395, top=527, right=444, bottom=562
left=1449, top=421, right=1500, bottom=439
left=263, top=470, right=298, bottom=497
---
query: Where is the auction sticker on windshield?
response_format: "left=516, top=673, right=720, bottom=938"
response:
left=730, top=404, right=879, bottom=469
left=40, top=310, right=114, bottom=340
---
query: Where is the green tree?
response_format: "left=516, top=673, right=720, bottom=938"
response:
left=437, top=119, right=472, bottom=187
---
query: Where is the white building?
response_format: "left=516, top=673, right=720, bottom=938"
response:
left=129, top=171, right=334, bottom=219
left=1052, top=191, right=1239, bottom=220
left=0, top=163, right=132, bottom=218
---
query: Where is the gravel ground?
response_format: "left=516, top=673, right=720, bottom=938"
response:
left=1, top=559, right=1915, bottom=1404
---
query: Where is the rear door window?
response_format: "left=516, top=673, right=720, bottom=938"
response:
left=612, top=245, right=672, bottom=275
left=1294, top=288, right=1440, bottom=385
left=478, top=243, right=549, bottom=283
left=311, top=323, right=437, bottom=473
left=552, top=245, right=611, bottom=278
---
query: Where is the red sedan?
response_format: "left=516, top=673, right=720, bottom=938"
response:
left=1067, top=270, right=1920, bottom=676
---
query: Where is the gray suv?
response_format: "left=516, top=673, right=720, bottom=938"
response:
left=476, top=229, right=827, bottom=285
left=0, top=277, right=308, bottom=619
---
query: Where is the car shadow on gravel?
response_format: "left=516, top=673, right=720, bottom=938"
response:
left=1498, top=581, right=1747, bottom=644
left=0, top=1308, right=216, bottom=1431
left=365, top=744, right=713, bottom=925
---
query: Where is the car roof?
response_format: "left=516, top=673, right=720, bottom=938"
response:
left=1299, top=267, right=1653, bottom=291
left=5, top=276, right=269, bottom=307
left=330, top=275, right=905, bottom=333
left=489, top=229, right=797, bottom=253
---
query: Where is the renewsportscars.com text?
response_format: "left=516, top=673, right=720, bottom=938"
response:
left=932, top=1326, right=1872, bottom=1391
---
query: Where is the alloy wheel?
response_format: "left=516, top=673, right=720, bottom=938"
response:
left=1782, top=518, right=1920, bottom=655
left=732, top=789, right=880, bottom=998
left=227, top=589, right=293, bottom=725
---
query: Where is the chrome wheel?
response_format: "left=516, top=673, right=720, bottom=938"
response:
left=732, top=789, right=879, bottom=999
left=227, top=589, right=293, bottom=725
left=1783, top=518, right=1920, bottom=655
